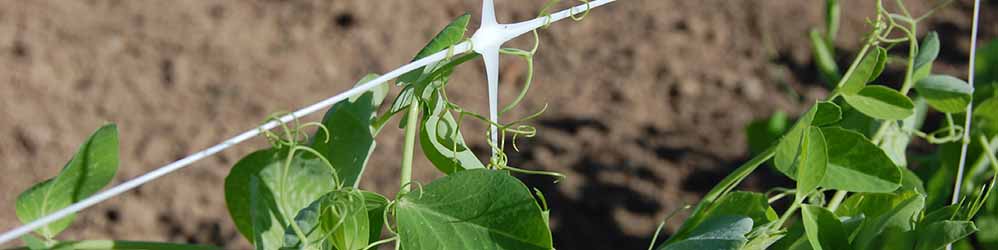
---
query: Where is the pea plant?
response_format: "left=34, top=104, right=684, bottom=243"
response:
left=652, top=0, right=994, bottom=249
left=1, top=1, right=614, bottom=249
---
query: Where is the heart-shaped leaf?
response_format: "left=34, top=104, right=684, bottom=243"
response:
left=915, top=75, right=972, bottom=113
left=819, top=127, right=902, bottom=193
left=396, top=169, right=552, bottom=250
left=843, top=85, right=915, bottom=120
left=16, top=124, right=119, bottom=239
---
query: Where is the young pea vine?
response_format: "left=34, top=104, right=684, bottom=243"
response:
left=0, top=0, right=616, bottom=245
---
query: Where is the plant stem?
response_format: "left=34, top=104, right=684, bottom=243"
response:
left=826, top=190, right=848, bottom=212
left=4, top=240, right=221, bottom=250
left=400, top=98, right=421, bottom=194
left=775, top=200, right=802, bottom=229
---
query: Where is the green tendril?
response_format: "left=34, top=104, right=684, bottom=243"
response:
left=500, top=164, right=566, bottom=183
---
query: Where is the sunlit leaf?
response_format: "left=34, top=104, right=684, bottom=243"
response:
left=420, top=91, right=485, bottom=174
left=840, top=47, right=882, bottom=94
left=869, top=47, right=888, bottom=83
left=775, top=101, right=837, bottom=180
left=313, top=74, right=389, bottom=188
left=225, top=148, right=339, bottom=249
left=15, top=124, right=119, bottom=239
left=819, top=127, right=901, bottom=193
left=396, top=169, right=552, bottom=250
left=843, top=85, right=915, bottom=120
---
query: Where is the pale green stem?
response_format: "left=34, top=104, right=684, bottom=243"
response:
left=400, top=98, right=421, bottom=194
left=826, top=189, right=848, bottom=212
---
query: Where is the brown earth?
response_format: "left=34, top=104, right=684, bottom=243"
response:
left=0, top=0, right=995, bottom=249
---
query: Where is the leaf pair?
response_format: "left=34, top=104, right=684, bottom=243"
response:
left=775, top=102, right=902, bottom=196
left=837, top=46, right=916, bottom=120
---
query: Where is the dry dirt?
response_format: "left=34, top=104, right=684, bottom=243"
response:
left=0, top=0, right=995, bottom=249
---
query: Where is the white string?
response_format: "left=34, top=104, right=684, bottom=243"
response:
left=948, top=0, right=981, bottom=249
left=0, top=0, right=616, bottom=245
left=951, top=0, right=982, bottom=205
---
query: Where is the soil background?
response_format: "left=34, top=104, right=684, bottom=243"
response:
left=1, top=0, right=995, bottom=249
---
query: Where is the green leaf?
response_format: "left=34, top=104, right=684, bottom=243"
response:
left=659, top=216, right=753, bottom=250
left=811, top=30, right=841, bottom=85
left=813, top=102, right=843, bottom=126
left=313, top=74, right=388, bottom=188
left=16, top=124, right=119, bottom=239
left=837, top=100, right=880, bottom=138
left=224, top=148, right=339, bottom=249
left=398, top=14, right=471, bottom=86
left=801, top=205, right=852, bottom=250
left=853, top=192, right=925, bottom=250
left=420, top=91, right=486, bottom=174
left=819, top=127, right=902, bottom=193
left=775, top=101, right=837, bottom=179
left=915, top=221, right=977, bottom=250
left=915, top=75, right=972, bottom=113
left=319, top=191, right=370, bottom=250
left=913, top=32, right=940, bottom=74
left=396, top=169, right=552, bottom=250
left=840, top=46, right=882, bottom=94
left=869, top=47, right=888, bottom=83
left=706, top=192, right=778, bottom=226
left=973, top=97, right=998, bottom=136
left=842, top=85, right=915, bottom=120
left=796, top=126, right=828, bottom=201
left=362, top=191, right=388, bottom=243
left=900, top=168, right=927, bottom=195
